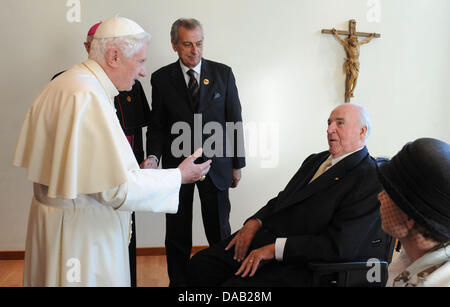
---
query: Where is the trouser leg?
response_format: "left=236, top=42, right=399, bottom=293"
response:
left=188, top=235, right=239, bottom=286
left=189, top=233, right=312, bottom=287
left=197, top=176, right=231, bottom=245
left=165, top=184, right=194, bottom=287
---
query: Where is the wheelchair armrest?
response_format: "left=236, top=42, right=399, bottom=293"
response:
left=309, top=261, right=371, bottom=272
left=308, top=260, right=389, bottom=287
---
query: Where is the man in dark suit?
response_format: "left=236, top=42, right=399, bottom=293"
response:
left=189, top=103, right=390, bottom=286
left=146, top=18, right=245, bottom=286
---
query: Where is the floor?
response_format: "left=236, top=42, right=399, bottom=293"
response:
left=1, top=252, right=401, bottom=287
left=0, top=255, right=169, bottom=287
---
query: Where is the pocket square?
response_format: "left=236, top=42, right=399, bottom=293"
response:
left=213, top=92, right=222, bottom=100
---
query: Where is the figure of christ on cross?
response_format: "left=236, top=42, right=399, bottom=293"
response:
left=322, top=20, right=380, bottom=102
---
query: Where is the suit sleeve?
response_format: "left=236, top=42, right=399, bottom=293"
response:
left=250, top=154, right=317, bottom=223
left=282, top=166, right=382, bottom=264
left=225, top=68, right=246, bottom=169
left=146, top=75, right=165, bottom=161
left=251, top=194, right=281, bottom=223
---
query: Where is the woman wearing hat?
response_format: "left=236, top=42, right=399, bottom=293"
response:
left=377, top=138, right=450, bottom=287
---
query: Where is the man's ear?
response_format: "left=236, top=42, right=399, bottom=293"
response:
left=83, top=42, right=90, bottom=54
left=105, top=48, right=120, bottom=68
left=360, top=125, right=368, bottom=140
left=171, top=40, right=178, bottom=52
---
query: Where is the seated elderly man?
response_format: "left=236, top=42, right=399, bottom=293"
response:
left=188, top=103, right=391, bottom=286
left=377, top=138, right=450, bottom=287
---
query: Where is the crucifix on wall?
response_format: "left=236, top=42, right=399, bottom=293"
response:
left=322, top=20, right=380, bottom=102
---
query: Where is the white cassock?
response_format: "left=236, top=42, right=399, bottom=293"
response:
left=14, top=59, right=181, bottom=286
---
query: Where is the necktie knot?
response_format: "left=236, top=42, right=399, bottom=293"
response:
left=309, top=156, right=333, bottom=183
left=323, top=157, right=332, bottom=169
left=187, top=69, right=196, bottom=78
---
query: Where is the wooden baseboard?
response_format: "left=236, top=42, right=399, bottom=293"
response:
left=0, top=246, right=209, bottom=260
left=0, top=251, right=25, bottom=260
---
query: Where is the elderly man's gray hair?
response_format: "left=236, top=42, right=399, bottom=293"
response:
left=89, top=33, right=151, bottom=63
left=350, top=103, right=372, bottom=141
left=170, top=18, right=203, bottom=43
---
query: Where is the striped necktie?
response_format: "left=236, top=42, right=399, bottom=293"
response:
left=187, top=69, right=199, bottom=111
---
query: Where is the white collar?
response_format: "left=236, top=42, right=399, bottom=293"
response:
left=179, top=59, right=202, bottom=76
left=330, top=146, right=364, bottom=167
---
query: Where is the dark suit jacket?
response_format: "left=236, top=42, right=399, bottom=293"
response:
left=147, top=59, right=246, bottom=190
left=251, top=147, right=389, bottom=264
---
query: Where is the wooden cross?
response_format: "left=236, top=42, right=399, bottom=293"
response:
left=322, top=19, right=381, bottom=102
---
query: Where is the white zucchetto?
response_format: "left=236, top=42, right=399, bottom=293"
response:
left=94, top=17, right=148, bottom=39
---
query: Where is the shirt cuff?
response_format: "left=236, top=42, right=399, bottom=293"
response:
left=275, top=238, right=287, bottom=261
left=255, top=218, right=262, bottom=227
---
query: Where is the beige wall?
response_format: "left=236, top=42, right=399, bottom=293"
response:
left=0, top=0, right=449, bottom=250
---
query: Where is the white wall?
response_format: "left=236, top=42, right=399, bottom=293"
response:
left=1, top=0, right=449, bottom=250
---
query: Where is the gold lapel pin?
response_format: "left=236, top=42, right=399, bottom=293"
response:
left=203, top=79, right=210, bottom=85
left=127, top=96, right=132, bottom=103
left=335, top=177, right=340, bottom=181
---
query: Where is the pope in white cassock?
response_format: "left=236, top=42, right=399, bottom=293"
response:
left=13, top=17, right=211, bottom=287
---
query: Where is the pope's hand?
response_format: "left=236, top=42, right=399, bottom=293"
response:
left=178, top=148, right=211, bottom=184
left=140, top=157, right=158, bottom=169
